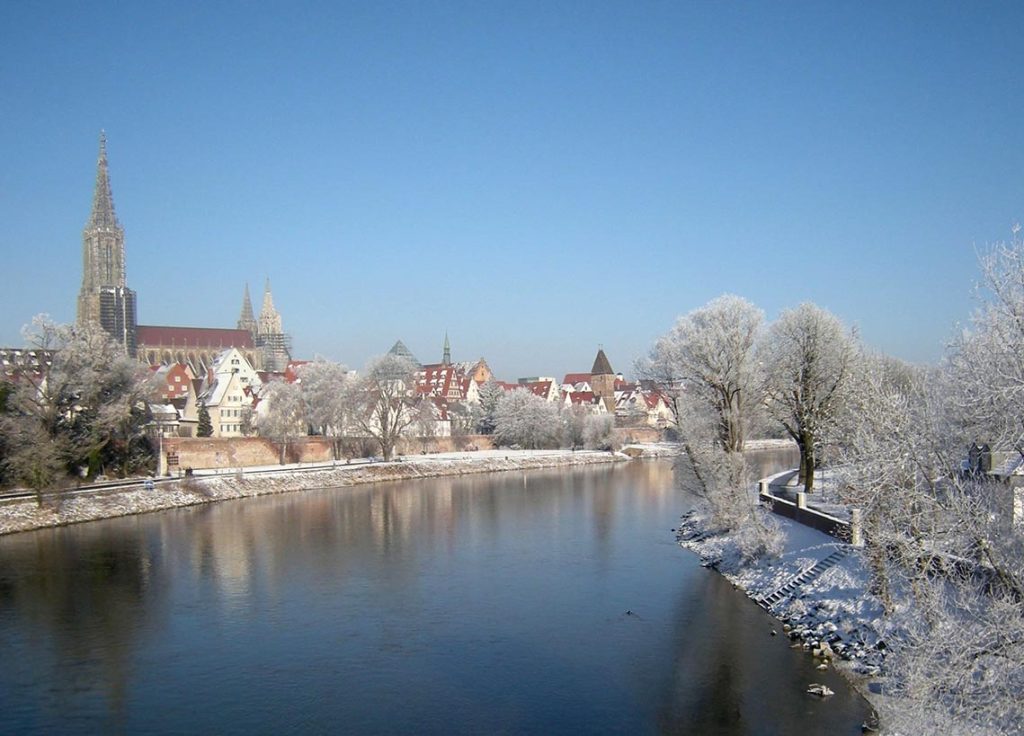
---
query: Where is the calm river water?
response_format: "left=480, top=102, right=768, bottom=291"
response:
left=0, top=459, right=870, bottom=734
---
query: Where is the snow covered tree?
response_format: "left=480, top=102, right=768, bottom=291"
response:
left=760, top=303, right=859, bottom=492
left=493, top=389, right=561, bottom=449
left=351, top=354, right=418, bottom=461
left=476, top=379, right=503, bottom=435
left=582, top=413, right=616, bottom=451
left=0, top=316, right=158, bottom=493
left=837, top=350, right=1024, bottom=734
left=297, top=359, right=353, bottom=460
left=414, top=398, right=439, bottom=452
left=946, top=224, right=1024, bottom=452
left=832, top=231, right=1024, bottom=732
left=561, top=405, right=588, bottom=449
left=258, top=379, right=308, bottom=463
left=642, top=294, right=764, bottom=452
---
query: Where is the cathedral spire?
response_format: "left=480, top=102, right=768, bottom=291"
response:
left=257, top=277, right=282, bottom=335
left=261, top=277, right=277, bottom=318
left=443, top=332, right=451, bottom=365
left=238, top=282, right=256, bottom=333
left=78, top=131, right=135, bottom=356
left=87, top=130, right=120, bottom=231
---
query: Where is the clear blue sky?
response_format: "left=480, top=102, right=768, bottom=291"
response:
left=2, top=2, right=1022, bottom=379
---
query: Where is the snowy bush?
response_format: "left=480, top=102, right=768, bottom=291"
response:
left=582, top=414, right=616, bottom=451
left=493, top=390, right=562, bottom=449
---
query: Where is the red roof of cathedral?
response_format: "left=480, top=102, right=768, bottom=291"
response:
left=137, top=325, right=254, bottom=349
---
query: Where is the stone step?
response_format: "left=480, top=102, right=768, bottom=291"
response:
left=755, top=546, right=853, bottom=609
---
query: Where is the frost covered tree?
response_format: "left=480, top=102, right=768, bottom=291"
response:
left=0, top=315, right=158, bottom=498
left=640, top=297, right=777, bottom=556
left=257, top=379, right=308, bottom=463
left=837, top=351, right=1024, bottom=734
left=642, top=294, right=764, bottom=452
left=582, top=413, right=616, bottom=451
left=760, top=303, right=859, bottom=492
left=414, top=398, right=439, bottom=452
left=297, top=359, right=353, bottom=460
left=351, top=354, right=418, bottom=461
left=476, top=379, right=503, bottom=435
left=493, top=389, right=561, bottom=449
left=833, top=232, right=1024, bottom=733
left=946, top=225, right=1024, bottom=452
left=561, top=405, right=588, bottom=449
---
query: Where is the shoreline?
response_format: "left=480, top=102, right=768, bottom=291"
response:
left=0, top=450, right=627, bottom=537
left=676, top=503, right=889, bottom=730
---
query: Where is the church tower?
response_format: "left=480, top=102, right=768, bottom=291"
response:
left=590, top=348, right=616, bottom=413
left=237, top=282, right=257, bottom=334
left=77, top=132, right=137, bottom=356
left=254, top=278, right=291, bottom=371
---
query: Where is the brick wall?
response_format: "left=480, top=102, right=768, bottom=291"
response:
left=162, top=434, right=500, bottom=471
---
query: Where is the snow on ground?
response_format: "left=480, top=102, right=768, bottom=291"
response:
left=620, top=442, right=680, bottom=457
left=677, top=506, right=887, bottom=677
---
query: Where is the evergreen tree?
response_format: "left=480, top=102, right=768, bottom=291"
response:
left=476, top=379, right=503, bottom=434
left=197, top=402, right=213, bottom=437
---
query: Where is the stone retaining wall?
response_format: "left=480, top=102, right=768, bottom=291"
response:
left=162, top=435, right=501, bottom=471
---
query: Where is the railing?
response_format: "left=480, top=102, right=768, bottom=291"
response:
left=758, top=480, right=863, bottom=545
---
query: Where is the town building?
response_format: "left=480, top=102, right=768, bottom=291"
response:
left=196, top=347, right=263, bottom=437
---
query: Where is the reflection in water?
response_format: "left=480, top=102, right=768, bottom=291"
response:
left=0, top=458, right=867, bottom=734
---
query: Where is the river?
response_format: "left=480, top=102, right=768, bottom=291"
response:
left=0, top=459, right=870, bottom=734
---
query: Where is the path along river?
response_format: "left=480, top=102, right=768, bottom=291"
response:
left=0, top=459, right=871, bottom=734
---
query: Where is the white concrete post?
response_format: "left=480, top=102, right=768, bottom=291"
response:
left=797, top=492, right=807, bottom=510
left=759, top=480, right=769, bottom=498
left=850, top=508, right=863, bottom=547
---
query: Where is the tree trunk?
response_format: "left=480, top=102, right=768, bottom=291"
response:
left=801, top=432, right=816, bottom=493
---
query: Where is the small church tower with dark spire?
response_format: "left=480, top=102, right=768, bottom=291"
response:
left=77, top=132, right=137, bottom=356
left=442, top=332, right=451, bottom=365
left=590, top=348, right=616, bottom=413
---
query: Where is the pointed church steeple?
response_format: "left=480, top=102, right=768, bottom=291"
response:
left=238, top=282, right=256, bottom=334
left=87, top=130, right=120, bottom=231
left=259, top=277, right=281, bottom=327
left=78, top=131, right=136, bottom=356
left=443, top=332, right=451, bottom=365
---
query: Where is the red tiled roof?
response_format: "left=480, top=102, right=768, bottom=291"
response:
left=563, top=372, right=591, bottom=386
left=137, top=325, right=254, bottom=349
left=284, top=361, right=310, bottom=383
left=520, top=380, right=553, bottom=398
left=416, top=365, right=464, bottom=399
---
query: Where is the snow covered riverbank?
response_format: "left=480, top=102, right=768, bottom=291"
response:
left=676, top=503, right=890, bottom=729
left=0, top=450, right=625, bottom=536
